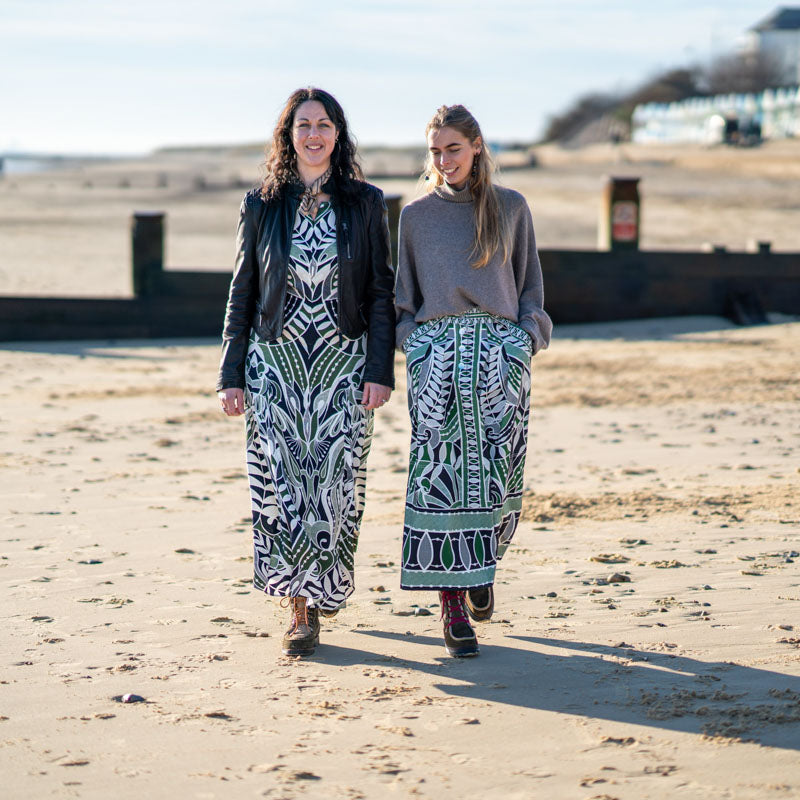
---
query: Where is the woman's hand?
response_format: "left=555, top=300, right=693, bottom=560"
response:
left=361, top=382, right=392, bottom=410
left=219, top=388, right=245, bottom=416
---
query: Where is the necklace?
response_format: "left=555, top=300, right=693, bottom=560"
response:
left=298, top=166, right=332, bottom=218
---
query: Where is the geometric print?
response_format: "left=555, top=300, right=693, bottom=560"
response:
left=244, top=204, right=373, bottom=610
left=400, top=311, right=532, bottom=590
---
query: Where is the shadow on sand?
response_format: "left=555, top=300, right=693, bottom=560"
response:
left=317, top=629, right=800, bottom=750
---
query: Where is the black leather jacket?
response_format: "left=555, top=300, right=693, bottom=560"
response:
left=216, top=177, right=395, bottom=392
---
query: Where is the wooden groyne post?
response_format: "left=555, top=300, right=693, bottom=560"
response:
left=131, top=211, right=165, bottom=297
left=0, top=197, right=798, bottom=343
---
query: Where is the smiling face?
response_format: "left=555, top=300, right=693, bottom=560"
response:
left=291, top=100, right=337, bottom=177
left=427, top=125, right=481, bottom=188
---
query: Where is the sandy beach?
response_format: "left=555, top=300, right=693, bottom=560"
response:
left=2, top=141, right=800, bottom=797
left=2, top=312, right=799, bottom=799
left=2, top=139, right=800, bottom=298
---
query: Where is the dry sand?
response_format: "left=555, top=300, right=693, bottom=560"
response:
left=2, top=315, right=799, bottom=799
left=2, top=139, right=800, bottom=299
left=1, top=142, right=799, bottom=797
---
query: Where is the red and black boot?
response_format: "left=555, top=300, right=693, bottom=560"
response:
left=439, top=590, right=480, bottom=657
left=465, top=584, right=494, bottom=622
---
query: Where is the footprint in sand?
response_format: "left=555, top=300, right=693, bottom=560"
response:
left=590, top=554, right=630, bottom=564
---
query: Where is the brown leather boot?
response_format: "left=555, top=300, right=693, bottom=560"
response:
left=281, top=597, right=320, bottom=656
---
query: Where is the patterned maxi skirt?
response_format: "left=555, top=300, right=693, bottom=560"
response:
left=401, top=311, right=532, bottom=590
left=243, top=204, right=373, bottom=610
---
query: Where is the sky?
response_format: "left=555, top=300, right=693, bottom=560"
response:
left=0, top=0, right=785, bottom=155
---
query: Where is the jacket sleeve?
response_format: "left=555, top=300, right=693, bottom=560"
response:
left=362, top=189, right=396, bottom=389
left=216, top=194, right=259, bottom=392
left=514, top=201, right=553, bottom=355
left=394, top=206, right=421, bottom=349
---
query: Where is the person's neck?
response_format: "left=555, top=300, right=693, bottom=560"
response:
left=446, top=178, right=469, bottom=192
left=296, top=163, right=331, bottom=187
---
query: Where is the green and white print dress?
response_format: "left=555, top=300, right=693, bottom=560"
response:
left=401, top=311, right=532, bottom=590
left=244, top=203, right=373, bottom=610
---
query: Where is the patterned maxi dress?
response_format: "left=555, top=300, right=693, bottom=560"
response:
left=243, top=203, right=373, bottom=610
left=401, top=310, right=532, bottom=590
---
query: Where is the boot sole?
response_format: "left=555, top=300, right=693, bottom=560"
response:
left=445, top=643, right=480, bottom=658
left=281, top=636, right=320, bottom=656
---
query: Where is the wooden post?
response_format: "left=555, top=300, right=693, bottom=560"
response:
left=598, top=177, right=640, bottom=251
left=131, top=211, right=165, bottom=297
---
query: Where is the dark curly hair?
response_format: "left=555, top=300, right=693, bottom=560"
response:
left=261, top=87, right=364, bottom=203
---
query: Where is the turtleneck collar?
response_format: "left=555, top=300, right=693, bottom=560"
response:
left=433, top=180, right=473, bottom=204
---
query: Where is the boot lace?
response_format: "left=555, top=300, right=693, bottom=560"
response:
left=281, top=596, right=308, bottom=630
left=441, top=590, right=468, bottom=627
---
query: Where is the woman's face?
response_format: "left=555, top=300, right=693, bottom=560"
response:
left=427, top=126, right=481, bottom=187
left=291, top=100, right=338, bottom=173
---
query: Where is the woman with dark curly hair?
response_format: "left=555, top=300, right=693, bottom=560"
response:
left=216, top=87, right=395, bottom=657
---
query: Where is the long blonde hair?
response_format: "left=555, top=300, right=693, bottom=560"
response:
left=422, top=105, right=511, bottom=268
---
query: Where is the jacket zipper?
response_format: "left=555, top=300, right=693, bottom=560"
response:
left=342, top=221, right=352, bottom=260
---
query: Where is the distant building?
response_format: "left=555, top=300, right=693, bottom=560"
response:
left=632, top=87, right=800, bottom=145
left=745, top=7, right=800, bottom=84
left=632, top=8, right=800, bottom=145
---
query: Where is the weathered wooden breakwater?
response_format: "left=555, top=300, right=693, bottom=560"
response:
left=0, top=196, right=797, bottom=342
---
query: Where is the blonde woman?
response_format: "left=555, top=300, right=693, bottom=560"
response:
left=395, top=105, right=551, bottom=657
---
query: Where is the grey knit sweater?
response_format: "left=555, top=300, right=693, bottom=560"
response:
left=395, top=182, right=552, bottom=353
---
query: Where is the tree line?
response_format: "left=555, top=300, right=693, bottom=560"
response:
left=544, top=50, right=790, bottom=143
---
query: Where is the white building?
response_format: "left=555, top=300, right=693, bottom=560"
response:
left=745, top=7, right=800, bottom=84
left=632, top=88, right=800, bottom=144
left=632, top=8, right=800, bottom=144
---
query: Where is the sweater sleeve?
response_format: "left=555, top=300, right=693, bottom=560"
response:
left=513, top=201, right=552, bottom=355
left=394, top=206, right=422, bottom=349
